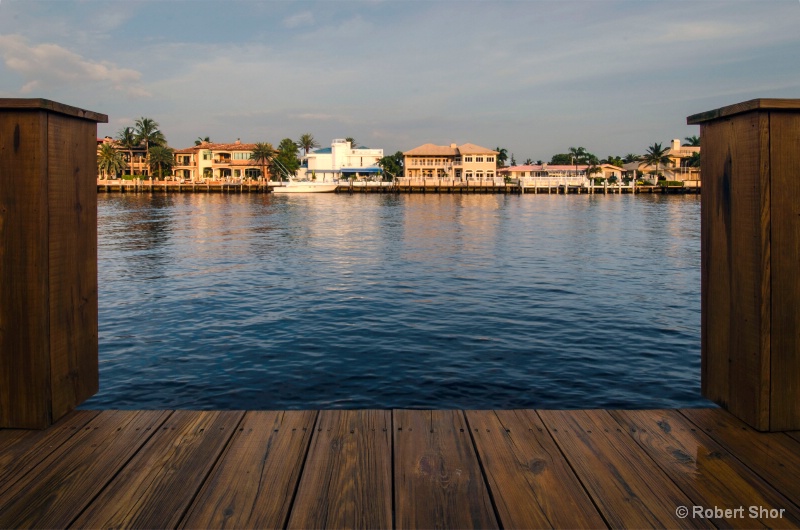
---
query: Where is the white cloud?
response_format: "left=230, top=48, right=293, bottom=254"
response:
left=283, top=11, right=314, bottom=29
left=0, top=34, right=150, bottom=98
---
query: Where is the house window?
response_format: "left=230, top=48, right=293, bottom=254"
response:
left=476, top=157, right=484, bottom=163
left=203, top=151, right=211, bottom=160
left=476, top=171, right=484, bottom=179
left=487, top=156, right=494, bottom=163
left=464, top=156, right=473, bottom=163
left=466, top=171, right=473, bottom=179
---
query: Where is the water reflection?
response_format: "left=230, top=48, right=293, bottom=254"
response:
left=87, top=192, right=708, bottom=410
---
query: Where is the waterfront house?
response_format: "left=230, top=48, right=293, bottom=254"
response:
left=403, top=143, right=498, bottom=180
left=498, top=164, right=590, bottom=187
left=299, top=139, right=383, bottom=182
left=173, top=140, right=265, bottom=182
left=626, top=138, right=701, bottom=183
left=97, top=136, right=148, bottom=177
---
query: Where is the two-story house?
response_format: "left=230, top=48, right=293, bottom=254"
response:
left=173, top=140, right=265, bottom=182
left=403, top=143, right=497, bottom=180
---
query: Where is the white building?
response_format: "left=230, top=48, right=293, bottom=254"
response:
left=299, top=139, right=384, bottom=181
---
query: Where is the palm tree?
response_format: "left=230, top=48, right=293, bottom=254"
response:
left=345, top=137, right=358, bottom=149
left=195, top=136, right=211, bottom=146
left=683, top=135, right=700, bottom=147
left=116, top=127, right=139, bottom=176
left=623, top=153, right=640, bottom=164
left=148, top=145, right=175, bottom=179
left=686, top=152, right=701, bottom=168
left=298, top=133, right=319, bottom=155
left=250, top=142, right=275, bottom=181
left=494, top=147, right=509, bottom=168
left=641, top=142, right=672, bottom=179
left=97, top=143, right=125, bottom=179
left=134, top=117, right=165, bottom=177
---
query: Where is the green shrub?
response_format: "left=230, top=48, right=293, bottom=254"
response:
left=659, top=180, right=684, bottom=187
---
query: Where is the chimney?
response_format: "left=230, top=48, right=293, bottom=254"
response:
left=672, top=138, right=681, bottom=151
left=235, top=138, right=241, bottom=145
left=450, top=143, right=457, bottom=148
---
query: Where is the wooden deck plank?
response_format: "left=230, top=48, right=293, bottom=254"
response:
left=0, top=410, right=170, bottom=529
left=71, top=410, right=244, bottom=529
left=538, top=409, right=710, bottom=529
left=465, top=409, right=606, bottom=529
left=179, top=410, right=318, bottom=530
left=680, top=408, right=800, bottom=507
left=0, top=410, right=99, bottom=498
left=611, top=409, right=800, bottom=528
left=394, top=410, right=498, bottom=529
left=287, top=410, right=392, bottom=529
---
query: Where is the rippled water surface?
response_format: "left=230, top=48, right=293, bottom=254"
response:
left=82, top=192, right=711, bottom=410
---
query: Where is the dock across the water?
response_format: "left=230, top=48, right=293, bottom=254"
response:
left=1, top=407, right=798, bottom=529
left=97, top=178, right=701, bottom=195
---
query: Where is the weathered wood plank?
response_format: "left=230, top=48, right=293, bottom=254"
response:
left=688, top=99, right=800, bottom=124
left=611, top=409, right=800, bottom=528
left=0, top=410, right=169, bottom=528
left=680, top=408, right=800, bottom=507
left=179, top=410, right=317, bottom=530
left=769, top=111, right=800, bottom=430
left=0, top=410, right=99, bottom=498
left=287, top=410, right=391, bottom=529
left=394, top=410, right=498, bottom=529
left=700, top=112, right=771, bottom=430
left=539, top=409, right=709, bottom=529
left=0, top=98, right=107, bottom=122
left=466, top=409, right=606, bottom=529
left=0, top=110, right=50, bottom=429
left=47, top=113, right=99, bottom=420
left=72, top=410, right=243, bottom=529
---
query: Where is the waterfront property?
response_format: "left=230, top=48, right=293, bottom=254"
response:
left=623, top=138, right=701, bottom=183
left=5, top=97, right=800, bottom=528
left=402, top=142, right=498, bottom=181
left=97, top=135, right=149, bottom=177
left=173, top=139, right=266, bottom=182
left=298, top=138, right=383, bottom=182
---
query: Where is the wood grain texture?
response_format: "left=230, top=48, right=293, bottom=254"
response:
left=539, top=409, right=709, bottom=529
left=466, top=409, right=605, bottom=529
left=0, top=410, right=98, bottom=498
left=287, top=409, right=392, bottom=529
left=0, top=410, right=169, bottom=528
left=611, top=409, right=800, bottom=528
left=394, top=409, right=498, bottom=529
left=700, top=112, right=771, bottom=430
left=72, top=410, right=243, bottom=529
left=47, top=113, right=99, bottom=420
left=680, top=408, right=800, bottom=508
left=179, top=410, right=318, bottom=530
left=0, top=110, right=51, bottom=428
left=768, top=111, right=800, bottom=430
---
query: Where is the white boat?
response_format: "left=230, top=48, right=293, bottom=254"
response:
left=272, top=180, right=338, bottom=193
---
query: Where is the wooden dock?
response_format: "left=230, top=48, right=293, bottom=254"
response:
left=2, top=407, right=798, bottom=529
left=97, top=179, right=701, bottom=195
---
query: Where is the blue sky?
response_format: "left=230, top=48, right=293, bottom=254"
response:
left=1, top=0, right=798, bottom=161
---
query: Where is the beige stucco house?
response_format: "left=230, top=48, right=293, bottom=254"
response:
left=173, top=140, right=265, bottom=182
left=403, top=143, right=498, bottom=180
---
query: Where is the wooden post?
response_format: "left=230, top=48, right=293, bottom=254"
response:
left=0, top=98, right=107, bottom=429
left=688, top=98, right=800, bottom=431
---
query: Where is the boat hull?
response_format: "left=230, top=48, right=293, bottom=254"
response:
left=273, top=182, right=338, bottom=193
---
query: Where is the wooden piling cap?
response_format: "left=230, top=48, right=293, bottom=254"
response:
left=687, top=98, right=800, bottom=125
left=0, top=98, right=108, bottom=123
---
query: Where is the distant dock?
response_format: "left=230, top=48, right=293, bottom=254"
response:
left=97, top=179, right=701, bottom=195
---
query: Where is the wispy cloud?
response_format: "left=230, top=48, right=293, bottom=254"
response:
left=0, top=34, right=150, bottom=98
left=283, top=11, right=314, bottom=29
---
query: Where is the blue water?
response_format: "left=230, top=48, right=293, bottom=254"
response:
left=82, top=192, right=712, bottom=410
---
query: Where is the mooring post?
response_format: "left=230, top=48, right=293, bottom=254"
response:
left=688, top=98, right=800, bottom=431
left=0, top=99, right=107, bottom=429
